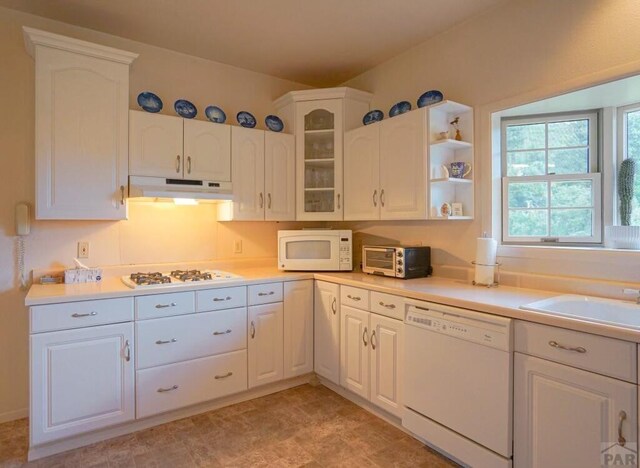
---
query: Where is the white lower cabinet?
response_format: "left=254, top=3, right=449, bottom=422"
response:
left=248, top=302, right=284, bottom=388
left=284, top=280, right=314, bottom=378
left=341, top=305, right=370, bottom=399
left=314, top=281, right=341, bottom=384
left=514, top=353, right=638, bottom=468
left=30, top=322, right=135, bottom=445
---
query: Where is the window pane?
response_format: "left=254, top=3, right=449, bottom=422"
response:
left=626, top=110, right=640, bottom=161
left=506, top=123, right=545, bottom=150
left=506, top=151, right=545, bottom=176
left=550, top=180, right=592, bottom=208
left=548, top=148, right=589, bottom=174
left=550, top=209, right=593, bottom=237
left=508, top=210, right=548, bottom=237
left=548, top=119, right=589, bottom=148
left=508, top=182, right=548, bottom=208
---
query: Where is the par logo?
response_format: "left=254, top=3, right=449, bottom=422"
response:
left=601, top=442, right=637, bottom=467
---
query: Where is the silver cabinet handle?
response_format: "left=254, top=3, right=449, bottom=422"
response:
left=213, top=329, right=232, bottom=336
left=258, top=291, right=275, bottom=296
left=373, top=189, right=377, bottom=207
left=187, top=156, right=192, bottom=174
left=250, top=321, right=256, bottom=339
left=362, top=327, right=368, bottom=347
left=157, top=385, right=178, bottom=393
left=155, top=302, right=177, bottom=309
left=380, top=189, right=385, bottom=207
left=156, top=338, right=177, bottom=345
left=259, top=192, right=264, bottom=208
left=176, top=155, right=181, bottom=173
left=337, top=193, right=341, bottom=209
left=124, top=339, right=131, bottom=362
left=331, top=297, right=337, bottom=315
left=371, top=330, right=377, bottom=350
left=267, top=193, right=272, bottom=209
left=215, top=372, right=233, bottom=380
left=213, top=296, right=232, bottom=302
left=120, top=185, right=125, bottom=206
left=618, top=410, right=627, bottom=446
left=379, top=301, right=396, bottom=309
left=71, top=312, right=97, bottom=318
left=347, top=295, right=361, bottom=301
left=548, top=340, right=586, bottom=353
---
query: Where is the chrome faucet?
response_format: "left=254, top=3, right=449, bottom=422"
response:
left=623, top=288, right=640, bottom=304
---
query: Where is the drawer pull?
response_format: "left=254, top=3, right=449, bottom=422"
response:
left=215, top=372, right=233, bottom=380
left=213, top=329, right=232, bottom=336
left=379, top=302, right=396, bottom=309
left=258, top=291, right=275, bottom=296
left=71, top=312, right=97, bottom=318
left=155, top=302, right=177, bottom=309
left=618, top=410, right=627, bottom=446
left=347, top=295, right=361, bottom=301
left=157, top=385, right=179, bottom=393
left=213, top=296, right=232, bottom=302
left=156, top=338, right=177, bottom=345
left=548, top=340, right=586, bottom=353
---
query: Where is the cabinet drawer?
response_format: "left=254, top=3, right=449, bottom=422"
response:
left=136, top=349, right=247, bottom=419
left=136, top=307, right=247, bottom=369
left=31, top=297, right=134, bottom=333
left=370, top=292, right=404, bottom=320
left=135, top=292, right=195, bottom=320
left=515, top=321, right=637, bottom=382
left=341, top=286, right=369, bottom=310
left=248, top=283, right=283, bottom=305
left=196, top=286, right=246, bottom=312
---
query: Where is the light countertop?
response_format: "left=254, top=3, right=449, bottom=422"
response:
left=26, top=267, right=640, bottom=343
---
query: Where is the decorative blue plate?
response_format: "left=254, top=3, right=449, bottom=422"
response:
left=363, top=110, right=384, bottom=125
left=265, top=115, right=284, bottom=132
left=389, top=101, right=411, bottom=117
left=417, top=90, right=444, bottom=108
left=137, top=91, right=163, bottom=113
left=237, top=111, right=256, bottom=128
left=205, top=105, right=226, bottom=124
left=174, top=99, right=197, bottom=119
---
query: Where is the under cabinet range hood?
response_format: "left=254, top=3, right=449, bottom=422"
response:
left=128, top=176, right=233, bottom=201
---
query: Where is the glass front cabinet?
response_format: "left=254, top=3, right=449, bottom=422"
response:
left=275, top=88, right=372, bottom=221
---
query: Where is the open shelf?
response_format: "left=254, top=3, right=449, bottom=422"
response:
left=430, top=139, right=472, bottom=150
left=304, top=187, right=334, bottom=192
left=304, top=129, right=334, bottom=134
left=430, top=215, right=474, bottom=221
left=431, top=177, right=472, bottom=184
left=429, top=100, right=472, bottom=114
left=305, top=158, right=335, bottom=165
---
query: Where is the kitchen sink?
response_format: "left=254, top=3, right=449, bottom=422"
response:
left=521, top=295, right=640, bottom=329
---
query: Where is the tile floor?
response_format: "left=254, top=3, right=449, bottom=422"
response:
left=0, top=384, right=457, bottom=467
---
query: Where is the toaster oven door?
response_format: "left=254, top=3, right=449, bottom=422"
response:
left=362, top=247, right=396, bottom=276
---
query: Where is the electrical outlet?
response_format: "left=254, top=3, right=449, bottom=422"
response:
left=234, top=239, right=243, bottom=254
left=78, top=241, right=89, bottom=258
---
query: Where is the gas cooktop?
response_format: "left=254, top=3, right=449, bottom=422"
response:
left=121, top=269, right=242, bottom=289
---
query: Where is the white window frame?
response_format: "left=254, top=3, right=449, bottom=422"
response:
left=501, top=112, right=602, bottom=244
left=616, top=102, right=640, bottom=226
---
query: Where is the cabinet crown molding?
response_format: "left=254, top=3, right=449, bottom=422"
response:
left=273, top=87, right=373, bottom=109
left=23, top=27, right=138, bottom=64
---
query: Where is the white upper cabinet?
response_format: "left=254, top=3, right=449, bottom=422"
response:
left=344, top=124, right=380, bottom=220
left=264, top=132, right=295, bottom=221
left=183, top=119, right=231, bottom=181
left=24, top=27, right=137, bottom=220
left=129, top=111, right=184, bottom=178
left=229, top=126, right=265, bottom=220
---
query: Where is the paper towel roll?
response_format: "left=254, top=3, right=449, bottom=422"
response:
left=475, top=237, right=497, bottom=266
left=474, top=265, right=495, bottom=286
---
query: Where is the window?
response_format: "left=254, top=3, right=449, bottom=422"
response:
left=501, top=112, right=602, bottom=244
left=618, top=103, right=640, bottom=226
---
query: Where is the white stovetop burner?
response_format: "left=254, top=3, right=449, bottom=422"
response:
left=121, top=269, right=242, bottom=289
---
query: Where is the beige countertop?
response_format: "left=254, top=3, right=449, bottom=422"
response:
left=26, top=267, right=640, bottom=343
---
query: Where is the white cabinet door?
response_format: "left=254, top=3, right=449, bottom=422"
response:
left=129, top=111, right=184, bottom=178
left=379, top=109, right=427, bottom=219
left=183, top=119, right=231, bottom=181
left=314, top=281, right=340, bottom=384
left=514, top=353, right=637, bottom=468
left=30, top=322, right=134, bottom=445
left=248, top=303, right=283, bottom=388
left=265, top=132, right=296, bottom=221
left=35, top=47, right=130, bottom=220
left=340, top=305, right=370, bottom=399
left=231, top=127, right=265, bottom=220
left=344, top=124, right=380, bottom=220
left=370, top=314, right=403, bottom=417
left=283, top=280, right=314, bottom=378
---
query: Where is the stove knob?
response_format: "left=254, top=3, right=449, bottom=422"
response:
left=397, top=260, right=403, bottom=266
left=397, top=267, right=403, bottom=274
left=397, top=251, right=403, bottom=258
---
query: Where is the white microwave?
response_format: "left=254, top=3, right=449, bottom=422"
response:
left=278, top=230, right=352, bottom=271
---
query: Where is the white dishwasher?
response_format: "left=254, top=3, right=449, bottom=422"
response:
left=403, top=299, right=513, bottom=468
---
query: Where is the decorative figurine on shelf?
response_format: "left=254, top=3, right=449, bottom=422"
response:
left=450, top=117, right=462, bottom=141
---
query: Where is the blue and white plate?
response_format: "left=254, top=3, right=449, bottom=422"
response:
left=417, top=90, right=444, bottom=108
left=174, top=99, right=197, bottom=119
left=389, top=101, right=411, bottom=117
left=363, top=110, right=384, bottom=125
left=237, top=111, right=256, bottom=128
left=137, top=91, right=163, bottom=113
left=205, top=105, right=226, bottom=124
left=265, top=115, right=284, bottom=132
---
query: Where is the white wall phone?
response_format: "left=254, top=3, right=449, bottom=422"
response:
left=15, top=203, right=30, bottom=289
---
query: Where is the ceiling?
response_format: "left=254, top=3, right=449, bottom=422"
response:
left=0, top=0, right=505, bottom=86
